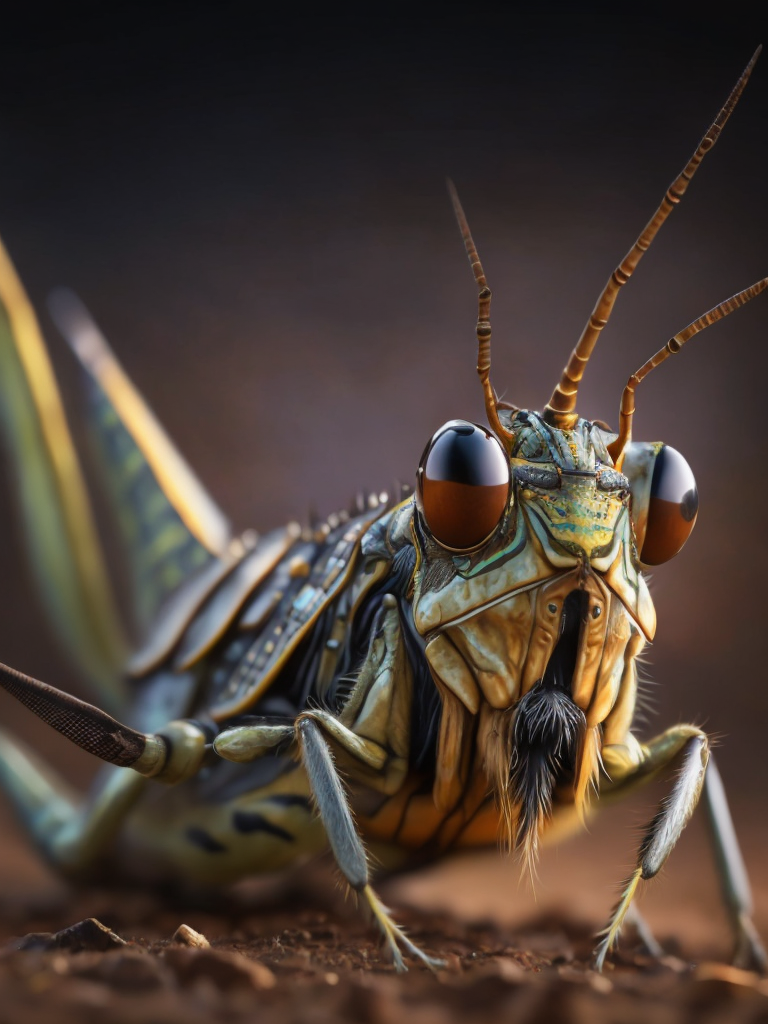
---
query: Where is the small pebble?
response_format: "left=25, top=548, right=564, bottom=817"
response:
left=171, top=924, right=210, bottom=949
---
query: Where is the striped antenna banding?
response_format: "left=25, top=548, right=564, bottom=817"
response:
left=607, top=278, right=768, bottom=468
left=544, top=45, right=762, bottom=427
left=447, top=180, right=512, bottom=442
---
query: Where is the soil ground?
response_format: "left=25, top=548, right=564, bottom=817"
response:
left=0, top=788, right=766, bottom=1024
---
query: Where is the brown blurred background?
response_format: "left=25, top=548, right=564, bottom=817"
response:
left=0, top=7, right=765, bottom=959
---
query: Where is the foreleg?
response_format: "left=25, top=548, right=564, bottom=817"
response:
left=595, top=729, right=708, bottom=970
left=597, top=727, right=765, bottom=971
left=297, top=717, right=442, bottom=971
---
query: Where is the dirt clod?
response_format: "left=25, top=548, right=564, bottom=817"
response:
left=11, top=917, right=128, bottom=953
left=162, top=946, right=277, bottom=991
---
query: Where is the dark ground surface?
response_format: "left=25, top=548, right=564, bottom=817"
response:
left=5, top=901, right=764, bottom=1024
left=0, top=794, right=767, bottom=1024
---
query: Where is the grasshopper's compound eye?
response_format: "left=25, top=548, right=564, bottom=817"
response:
left=416, top=420, right=510, bottom=550
left=640, top=445, right=698, bottom=565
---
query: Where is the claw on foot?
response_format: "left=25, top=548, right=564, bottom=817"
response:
left=363, top=884, right=446, bottom=972
left=593, top=866, right=643, bottom=972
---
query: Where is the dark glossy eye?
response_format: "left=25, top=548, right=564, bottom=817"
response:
left=416, top=420, right=510, bottom=550
left=640, top=445, right=698, bottom=565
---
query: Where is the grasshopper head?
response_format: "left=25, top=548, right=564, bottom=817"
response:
left=415, top=411, right=698, bottom=571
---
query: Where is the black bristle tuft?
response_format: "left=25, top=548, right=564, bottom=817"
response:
left=509, top=683, right=586, bottom=861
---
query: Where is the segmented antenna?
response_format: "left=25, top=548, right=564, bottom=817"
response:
left=607, top=278, right=768, bottom=468
left=544, top=45, right=762, bottom=428
left=448, top=180, right=513, bottom=442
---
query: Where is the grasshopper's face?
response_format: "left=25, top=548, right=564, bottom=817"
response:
left=412, top=409, right=698, bottom=651
left=410, top=408, right=699, bottom=841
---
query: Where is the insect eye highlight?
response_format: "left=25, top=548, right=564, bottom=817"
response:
left=416, top=420, right=510, bottom=551
left=640, top=445, right=698, bottom=565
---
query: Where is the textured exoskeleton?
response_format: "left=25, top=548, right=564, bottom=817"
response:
left=0, top=48, right=765, bottom=973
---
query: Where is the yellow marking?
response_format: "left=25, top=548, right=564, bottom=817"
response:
left=361, top=768, right=593, bottom=860
left=0, top=236, right=126, bottom=685
left=288, top=555, right=311, bottom=578
left=595, top=867, right=642, bottom=970
left=64, top=307, right=230, bottom=555
left=601, top=737, right=645, bottom=778
left=363, top=884, right=444, bottom=971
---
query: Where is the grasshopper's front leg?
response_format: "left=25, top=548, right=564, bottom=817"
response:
left=596, top=726, right=766, bottom=972
left=216, top=595, right=444, bottom=971
left=295, top=717, right=444, bottom=972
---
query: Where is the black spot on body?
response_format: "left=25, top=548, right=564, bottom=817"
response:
left=265, top=794, right=312, bottom=810
left=186, top=826, right=227, bottom=853
left=232, top=811, right=294, bottom=841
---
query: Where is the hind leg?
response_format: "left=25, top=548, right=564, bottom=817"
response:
left=703, top=758, right=767, bottom=971
left=0, top=726, right=147, bottom=876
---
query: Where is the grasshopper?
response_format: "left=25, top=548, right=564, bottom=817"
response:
left=0, top=47, right=764, bottom=973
